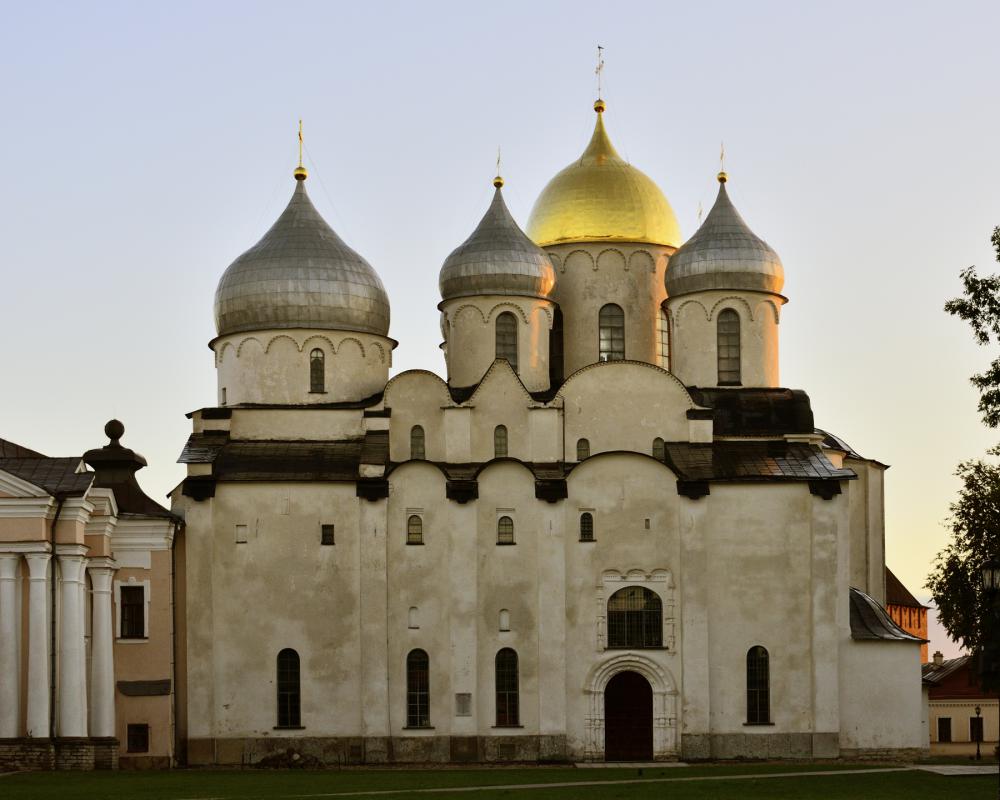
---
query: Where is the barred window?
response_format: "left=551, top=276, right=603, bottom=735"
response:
left=120, top=585, right=145, bottom=639
left=310, top=348, right=325, bottom=393
left=496, top=312, right=518, bottom=372
left=746, top=646, right=770, bottom=724
left=658, top=307, right=670, bottom=370
left=652, top=437, right=665, bottom=461
left=407, top=515, right=423, bottom=545
left=276, top=648, right=301, bottom=728
left=599, top=303, right=625, bottom=362
left=580, top=512, right=595, bottom=542
left=717, top=309, right=741, bottom=385
left=607, top=587, right=662, bottom=648
left=495, top=648, right=519, bottom=727
left=410, top=425, right=425, bottom=460
left=497, top=516, right=514, bottom=545
left=494, top=425, right=508, bottom=458
left=576, top=438, right=590, bottom=461
left=406, top=649, right=430, bottom=728
left=321, top=524, right=335, bottom=545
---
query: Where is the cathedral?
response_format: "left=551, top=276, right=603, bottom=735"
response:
left=0, top=97, right=927, bottom=768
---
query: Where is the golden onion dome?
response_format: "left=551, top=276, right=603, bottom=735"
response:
left=526, top=101, right=681, bottom=248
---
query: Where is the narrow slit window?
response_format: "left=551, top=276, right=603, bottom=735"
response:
left=410, top=426, right=425, bottom=460
left=495, top=648, right=519, bottom=727
left=599, top=303, right=625, bottom=362
left=497, top=516, right=514, bottom=545
left=276, top=648, right=301, bottom=728
left=494, top=425, right=508, bottom=458
left=717, top=309, right=741, bottom=385
left=321, top=524, right=335, bottom=545
left=576, top=438, right=590, bottom=461
left=499, top=609, right=511, bottom=632
left=746, top=646, right=770, bottom=725
left=580, top=512, right=595, bottom=542
left=310, top=348, right=325, bottom=393
left=408, top=606, right=419, bottom=629
left=495, top=312, right=518, bottom=372
left=406, top=649, right=430, bottom=727
left=407, top=515, right=423, bottom=545
left=658, top=306, right=670, bottom=370
left=652, top=437, right=665, bottom=461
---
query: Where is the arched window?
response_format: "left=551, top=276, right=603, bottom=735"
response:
left=576, top=438, right=590, bottom=461
left=497, top=516, right=514, bottom=545
left=494, top=425, right=508, bottom=458
left=407, top=515, right=423, bottom=545
left=580, top=512, right=595, bottom=542
left=717, top=309, right=741, bottom=385
left=658, top=306, right=670, bottom=370
left=652, top=437, right=665, bottom=461
left=746, top=646, right=770, bottom=724
left=607, top=587, right=662, bottom=649
left=276, top=648, right=301, bottom=727
left=408, top=607, right=419, bottom=629
left=406, top=649, right=430, bottom=728
left=310, top=348, right=325, bottom=393
left=599, top=303, right=625, bottom=362
left=495, top=312, right=518, bottom=372
left=495, top=648, right=519, bottom=727
left=499, top=609, right=511, bottom=632
left=410, top=425, right=425, bottom=460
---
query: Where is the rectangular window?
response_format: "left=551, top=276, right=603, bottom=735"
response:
left=455, top=693, right=471, bottom=717
left=120, top=585, right=145, bottom=639
left=126, top=723, right=149, bottom=753
left=321, top=524, right=335, bottom=545
left=235, top=524, right=248, bottom=544
left=970, top=716, right=984, bottom=743
left=937, top=717, right=952, bottom=743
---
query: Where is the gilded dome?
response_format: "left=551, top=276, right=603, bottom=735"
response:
left=440, top=183, right=556, bottom=301
left=214, top=178, right=390, bottom=338
left=526, top=102, right=681, bottom=248
left=666, top=175, right=784, bottom=297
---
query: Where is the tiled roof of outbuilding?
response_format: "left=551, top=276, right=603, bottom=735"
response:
left=0, top=457, right=93, bottom=497
left=0, top=438, right=46, bottom=459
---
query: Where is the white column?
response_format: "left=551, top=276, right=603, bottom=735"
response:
left=57, top=550, right=88, bottom=737
left=0, top=554, right=21, bottom=737
left=25, top=552, right=51, bottom=738
left=88, top=561, right=116, bottom=737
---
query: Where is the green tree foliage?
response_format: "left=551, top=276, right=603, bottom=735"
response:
left=944, top=226, right=1000, bottom=427
left=927, top=456, right=1000, bottom=652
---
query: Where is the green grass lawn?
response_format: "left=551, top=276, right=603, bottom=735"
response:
left=1, top=764, right=997, bottom=800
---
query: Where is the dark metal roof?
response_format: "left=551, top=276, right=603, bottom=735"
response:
left=885, top=567, right=925, bottom=609
left=686, top=388, right=814, bottom=436
left=849, top=587, right=925, bottom=642
left=0, top=438, right=46, bottom=459
left=0, top=457, right=93, bottom=497
left=922, top=655, right=971, bottom=685
left=662, top=441, right=854, bottom=483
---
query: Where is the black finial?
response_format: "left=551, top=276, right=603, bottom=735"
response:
left=105, top=419, right=125, bottom=446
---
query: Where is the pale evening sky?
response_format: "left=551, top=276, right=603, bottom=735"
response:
left=1, top=1, right=998, bottom=658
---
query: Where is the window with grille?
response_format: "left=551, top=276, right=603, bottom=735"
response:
left=276, top=648, right=301, bottom=728
left=717, top=309, right=741, bottom=385
left=310, top=348, right=325, bottom=393
left=580, top=512, right=595, bottom=542
left=126, top=723, right=149, bottom=753
left=494, top=425, right=508, bottom=458
left=495, top=648, right=520, bottom=727
left=606, top=587, right=662, bottom=648
left=497, top=516, right=514, bottom=545
left=937, top=717, right=952, bottom=743
left=321, top=524, right=335, bottom=545
left=599, top=304, right=625, bottom=362
left=495, top=312, right=518, bottom=372
left=652, top=437, right=665, bottom=461
left=407, top=515, right=423, bottom=545
left=410, top=426, right=425, bottom=460
left=746, top=646, right=770, bottom=724
left=120, top=585, right=145, bottom=639
left=406, top=649, right=430, bottom=727
left=576, top=438, right=590, bottom=461
left=658, top=307, right=670, bottom=370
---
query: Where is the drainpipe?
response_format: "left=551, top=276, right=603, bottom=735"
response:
left=49, top=495, right=65, bottom=738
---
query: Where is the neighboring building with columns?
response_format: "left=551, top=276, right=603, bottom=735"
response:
left=170, top=98, right=927, bottom=765
left=0, top=425, right=178, bottom=769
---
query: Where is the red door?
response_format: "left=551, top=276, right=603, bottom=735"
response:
left=604, top=671, right=653, bottom=761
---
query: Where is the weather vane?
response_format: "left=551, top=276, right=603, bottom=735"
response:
left=595, top=45, right=605, bottom=98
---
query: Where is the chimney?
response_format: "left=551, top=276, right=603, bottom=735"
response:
left=932, top=651, right=943, bottom=666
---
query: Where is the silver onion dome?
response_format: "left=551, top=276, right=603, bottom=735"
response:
left=665, top=174, right=784, bottom=297
left=214, top=178, right=390, bottom=337
left=439, top=181, right=556, bottom=302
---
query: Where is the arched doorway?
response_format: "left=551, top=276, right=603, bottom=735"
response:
left=604, top=670, right=653, bottom=761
